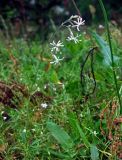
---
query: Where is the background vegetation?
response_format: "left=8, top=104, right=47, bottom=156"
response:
left=0, top=0, right=122, bottom=159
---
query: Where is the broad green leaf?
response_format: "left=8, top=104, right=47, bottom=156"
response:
left=47, top=121, right=74, bottom=151
left=90, top=145, right=99, bottom=160
left=92, top=32, right=119, bottom=66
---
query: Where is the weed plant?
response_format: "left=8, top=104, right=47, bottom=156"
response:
left=0, top=1, right=122, bottom=160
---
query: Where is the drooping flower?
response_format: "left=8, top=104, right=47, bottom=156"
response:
left=50, top=40, right=64, bottom=53
left=72, top=16, right=85, bottom=31
left=50, top=54, right=64, bottom=65
left=62, top=15, right=85, bottom=31
left=93, top=130, right=98, bottom=136
left=66, top=27, right=81, bottom=43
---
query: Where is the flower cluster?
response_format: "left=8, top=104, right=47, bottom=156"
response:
left=50, top=40, right=64, bottom=53
left=63, top=15, right=85, bottom=31
left=67, top=27, right=81, bottom=44
left=50, top=15, right=85, bottom=65
left=50, top=41, right=64, bottom=65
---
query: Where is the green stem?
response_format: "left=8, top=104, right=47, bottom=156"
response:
left=98, top=0, right=122, bottom=114
left=71, top=0, right=81, bottom=17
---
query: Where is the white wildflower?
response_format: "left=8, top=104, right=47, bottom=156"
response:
left=50, top=40, right=64, bottom=53
left=23, top=129, right=26, bottom=133
left=3, top=116, right=7, bottom=120
left=40, top=103, right=48, bottom=109
left=44, top=85, right=47, bottom=89
left=50, top=54, right=64, bottom=65
left=72, top=16, right=85, bottom=31
left=62, top=15, right=85, bottom=31
left=67, top=28, right=81, bottom=44
left=93, top=130, right=98, bottom=136
left=98, top=24, right=104, bottom=29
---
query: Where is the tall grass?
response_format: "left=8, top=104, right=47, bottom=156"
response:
left=98, top=0, right=122, bottom=114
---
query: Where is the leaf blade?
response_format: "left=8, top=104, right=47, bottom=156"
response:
left=90, top=145, right=99, bottom=160
left=47, top=121, right=74, bottom=151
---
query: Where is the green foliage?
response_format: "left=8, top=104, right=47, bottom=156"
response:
left=47, top=121, right=74, bottom=151
left=0, top=23, right=122, bottom=159
left=91, top=32, right=119, bottom=66
left=90, top=145, right=99, bottom=160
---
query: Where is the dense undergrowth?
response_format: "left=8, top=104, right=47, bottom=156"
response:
left=0, top=22, right=122, bottom=160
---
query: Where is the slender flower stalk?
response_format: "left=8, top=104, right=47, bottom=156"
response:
left=71, top=0, right=82, bottom=16
left=98, top=0, right=122, bottom=114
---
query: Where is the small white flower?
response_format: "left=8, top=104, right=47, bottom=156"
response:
left=93, top=131, right=98, bottom=136
left=23, top=129, right=26, bottom=133
left=3, top=116, right=7, bottom=120
left=44, top=85, right=47, bottom=89
left=62, top=15, right=85, bottom=31
left=50, top=54, right=64, bottom=65
left=72, top=16, right=85, bottom=31
left=41, top=103, right=48, bottom=108
left=67, top=28, right=81, bottom=44
left=50, top=40, right=64, bottom=53
left=98, top=24, right=104, bottom=29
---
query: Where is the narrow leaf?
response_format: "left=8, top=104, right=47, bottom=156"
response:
left=75, top=122, right=90, bottom=148
left=68, top=112, right=90, bottom=148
